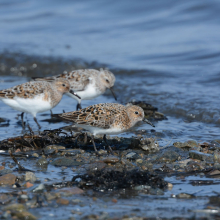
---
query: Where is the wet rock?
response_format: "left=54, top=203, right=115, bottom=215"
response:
left=0, top=169, right=13, bottom=175
left=32, top=183, right=45, bottom=193
left=190, top=180, right=214, bottom=186
left=36, top=158, right=49, bottom=166
left=25, top=182, right=34, bottom=188
left=102, top=157, right=119, bottom=164
left=136, top=159, right=143, bottom=164
left=3, top=203, right=26, bottom=212
left=177, top=159, right=193, bottom=168
left=0, top=194, right=12, bottom=205
left=126, top=152, right=139, bottom=160
left=44, top=192, right=60, bottom=201
left=209, top=196, right=220, bottom=206
left=0, top=166, right=5, bottom=170
left=56, top=198, right=69, bottom=205
left=0, top=173, right=16, bottom=185
left=134, top=185, right=151, bottom=191
left=25, top=172, right=37, bottom=183
left=209, top=141, right=220, bottom=151
left=82, top=162, right=107, bottom=172
left=32, top=153, right=39, bottom=158
left=11, top=211, right=37, bottom=220
left=72, top=168, right=167, bottom=191
left=18, top=194, right=29, bottom=203
left=176, top=193, right=195, bottom=199
left=213, top=163, right=220, bottom=169
left=129, top=138, right=141, bottom=149
left=61, top=149, right=84, bottom=156
left=185, top=161, right=204, bottom=172
left=157, top=150, right=180, bottom=163
left=214, top=152, right=220, bottom=163
left=72, top=199, right=82, bottom=205
left=206, top=169, right=220, bottom=176
left=51, top=157, right=84, bottom=167
left=141, top=138, right=159, bottom=153
left=45, top=145, right=66, bottom=151
left=174, top=140, right=198, bottom=151
left=168, top=183, right=173, bottom=190
left=189, top=150, right=213, bottom=162
left=148, top=188, right=164, bottom=195
left=60, top=187, right=84, bottom=196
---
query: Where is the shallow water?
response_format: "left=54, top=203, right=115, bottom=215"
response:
left=0, top=0, right=220, bottom=219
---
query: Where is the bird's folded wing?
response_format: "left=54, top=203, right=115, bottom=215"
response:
left=0, top=82, right=44, bottom=99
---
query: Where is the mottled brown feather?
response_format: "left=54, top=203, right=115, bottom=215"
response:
left=56, top=103, right=131, bottom=130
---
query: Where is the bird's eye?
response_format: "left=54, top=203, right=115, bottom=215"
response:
left=135, top=111, right=139, bottom=115
left=106, top=79, right=109, bottom=83
left=62, top=84, right=66, bottom=87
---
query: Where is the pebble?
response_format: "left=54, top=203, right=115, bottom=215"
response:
left=36, top=158, right=49, bottom=166
left=32, top=153, right=39, bottom=158
left=174, top=140, right=198, bottom=150
left=32, top=183, right=45, bottom=193
left=0, top=166, right=5, bottom=170
left=12, top=211, right=37, bottom=220
left=157, top=150, right=180, bottom=163
left=44, top=192, right=60, bottom=201
left=112, top=198, right=117, bottom=203
left=51, top=157, right=84, bottom=167
left=25, top=172, right=37, bottom=183
left=56, top=198, right=69, bottom=205
left=189, top=150, right=213, bottom=162
left=102, top=157, right=119, bottom=164
left=25, top=182, right=34, bottom=188
left=60, top=187, right=84, bottom=196
left=0, top=173, right=16, bottom=186
left=3, top=203, right=26, bottom=212
left=126, top=152, right=138, bottom=160
left=45, top=145, right=66, bottom=150
left=167, top=183, right=173, bottom=190
left=176, top=193, right=195, bottom=199
left=0, top=194, right=12, bottom=205
left=82, top=162, right=107, bottom=172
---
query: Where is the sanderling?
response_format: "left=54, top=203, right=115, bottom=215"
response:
left=0, top=79, right=80, bottom=129
left=33, top=69, right=117, bottom=110
left=53, top=103, right=154, bottom=154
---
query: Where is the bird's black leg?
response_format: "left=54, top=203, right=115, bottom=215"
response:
left=21, top=112, right=25, bottom=128
left=103, top=134, right=113, bottom=154
left=34, top=117, right=41, bottom=129
left=76, top=103, right=82, bottom=111
left=83, top=132, right=88, bottom=144
left=91, top=135, right=100, bottom=155
left=50, top=110, right=53, bottom=117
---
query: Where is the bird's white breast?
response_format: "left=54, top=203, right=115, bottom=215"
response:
left=67, top=82, right=102, bottom=101
left=76, top=124, right=123, bottom=136
left=1, top=94, right=52, bottom=117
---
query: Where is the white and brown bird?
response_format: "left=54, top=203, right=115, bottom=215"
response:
left=0, top=79, right=80, bottom=129
left=33, top=69, right=117, bottom=110
left=54, top=103, right=154, bottom=154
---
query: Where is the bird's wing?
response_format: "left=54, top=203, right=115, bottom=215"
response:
left=33, top=69, right=96, bottom=92
left=55, top=103, right=124, bottom=129
left=0, top=82, right=45, bottom=99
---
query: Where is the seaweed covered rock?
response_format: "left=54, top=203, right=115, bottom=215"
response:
left=71, top=168, right=167, bottom=191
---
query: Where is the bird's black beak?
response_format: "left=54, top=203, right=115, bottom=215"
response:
left=143, top=118, right=155, bottom=127
left=69, top=90, right=81, bottom=99
left=109, top=87, right=117, bottom=101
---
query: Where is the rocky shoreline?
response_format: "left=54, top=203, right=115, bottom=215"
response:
left=0, top=102, right=219, bottom=219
